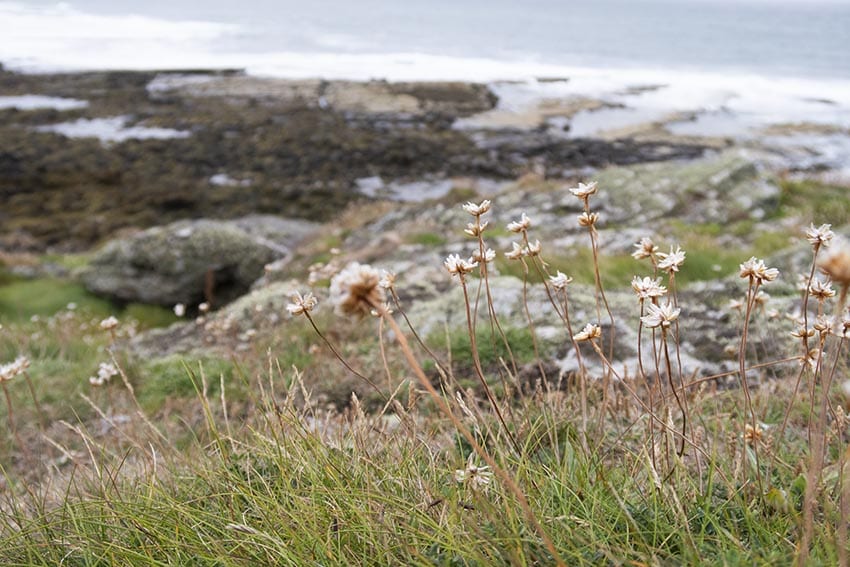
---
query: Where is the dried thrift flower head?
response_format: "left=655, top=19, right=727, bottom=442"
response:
left=632, top=237, right=659, bottom=261
left=330, top=262, right=385, bottom=317
left=89, top=361, right=119, bottom=386
left=739, top=257, right=779, bottom=283
left=464, top=221, right=489, bottom=237
left=549, top=271, right=573, bottom=291
left=790, top=325, right=815, bottom=340
left=173, top=303, right=186, bottom=317
left=379, top=270, right=397, bottom=290
left=727, top=299, right=744, bottom=312
left=444, top=254, right=479, bottom=278
left=640, top=302, right=681, bottom=329
left=505, top=242, right=525, bottom=260
left=472, top=247, right=497, bottom=264
left=99, top=316, right=119, bottom=331
left=631, top=276, right=667, bottom=300
left=818, top=236, right=850, bottom=285
left=286, top=291, right=318, bottom=316
left=577, top=211, right=599, bottom=228
left=462, top=200, right=491, bottom=217
left=752, top=290, right=770, bottom=308
left=809, top=278, right=836, bottom=301
left=198, top=302, right=210, bottom=314
left=526, top=239, right=542, bottom=256
left=0, top=356, right=30, bottom=382
left=573, top=323, right=602, bottom=342
left=657, top=246, right=686, bottom=273
left=454, top=453, right=493, bottom=490
left=806, top=223, right=834, bottom=248
left=744, top=423, right=763, bottom=445
left=507, top=213, right=531, bottom=233
left=814, top=315, right=833, bottom=336
left=569, top=181, right=598, bottom=202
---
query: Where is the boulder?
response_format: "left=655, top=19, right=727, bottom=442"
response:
left=81, top=216, right=316, bottom=307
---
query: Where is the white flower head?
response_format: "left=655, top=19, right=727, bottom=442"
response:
left=569, top=181, right=598, bottom=201
left=472, top=247, right=497, bottom=264
left=577, top=211, right=599, bottom=228
left=818, top=236, right=850, bottom=285
left=454, top=453, right=493, bottom=491
left=444, top=254, right=478, bottom=278
left=464, top=220, right=489, bottom=237
left=0, top=356, right=30, bottom=382
left=173, top=303, right=186, bottom=317
left=286, top=291, right=318, bottom=316
left=739, top=257, right=779, bottom=283
left=631, top=276, right=667, bottom=300
left=640, top=303, right=681, bottom=329
left=379, top=270, right=397, bottom=290
left=505, top=242, right=525, bottom=260
left=632, top=237, right=659, bottom=261
left=99, top=316, right=119, bottom=331
left=806, top=223, right=834, bottom=248
left=573, top=323, right=602, bottom=342
left=330, top=263, right=385, bottom=317
left=657, top=246, right=686, bottom=273
left=526, top=239, right=542, bottom=257
left=809, top=277, right=836, bottom=301
left=462, top=200, right=491, bottom=217
left=549, top=271, right=573, bottom=291
left=507, top=213, right=531, bottom=233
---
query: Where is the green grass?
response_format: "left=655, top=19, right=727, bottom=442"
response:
left=776, top=178, right=850, bottom=225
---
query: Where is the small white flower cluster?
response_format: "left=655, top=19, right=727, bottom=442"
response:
left=287, top=291, right=318, bottom=316
left=89, top=362, right=119, bottom=386
left=0, top=356, right=30, bottom=382
left=739, top=257, right=779, bottom=284
left=99, top=316, right=119, bottom=331
left=454, top=453, right=493, bottom=491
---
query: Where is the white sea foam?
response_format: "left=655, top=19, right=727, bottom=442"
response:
left=0, top=94, right=88, bottom=110
left=3, top=2, right=850, bottom=170
left=35, top=116, right=190, bottom=142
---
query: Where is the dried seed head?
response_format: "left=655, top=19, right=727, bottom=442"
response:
left=462, top=200, right=491, bottom=217
left=573, top=323, right=602, bottom=342
left=526, top=239, right=542, bottom=256
left=472, top=247, right=497, bottom=264
left=379, top=270, right=397, bottom=290
left=631, top=237, right=659, bottom=261
left=818, top=237, right=850, bottom=285
left=739, top=256, right=779, bottom=283
left=505, top=242, right=525, bottom=260
left=631, top=276, right=667, bottom=300
left=444, top=254, right=478, bottom=278
left=569, top=181, right=598, bottom=201
left=99, top=316, right=119, bottom=331
left=657, top=246, right=686, bottom=273
left=173, top=303, right=186, bottom=317
left=0, top=356, right=30, bottom=382
left=640, top=302, right=681, bottom=329
left=330, top=263, right=385, bottom=317
left=454, top=453, right=493, bottom=490
left=507, top=213, right=531, bottom=233
left=577, top=211, right=599, bottom=228
left=549, top=271, right=573, bottom=291
left=806, top=223, right=834, bottom=248
left=464, top=221, right=489, bottom=237
left=286, top=291, right=318, bottom=316
left=809, top=277, right=836, bottom=301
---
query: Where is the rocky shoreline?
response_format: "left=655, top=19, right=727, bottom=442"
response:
left=0, top=68, right=710, bottom=253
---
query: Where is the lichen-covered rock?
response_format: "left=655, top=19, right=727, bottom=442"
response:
left=81, top=217, right=316, bottom=307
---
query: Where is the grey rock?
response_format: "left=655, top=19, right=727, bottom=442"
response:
left=81, top=217, right=317, bottom=307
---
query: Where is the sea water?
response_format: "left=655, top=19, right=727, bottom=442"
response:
left=2, top=0, right=850, bottom=169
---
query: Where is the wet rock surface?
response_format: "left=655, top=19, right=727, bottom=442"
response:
left=0, top=68, right=709, bottom=252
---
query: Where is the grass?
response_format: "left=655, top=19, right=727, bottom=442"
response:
left=1, top=180, right=850, bottom=565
